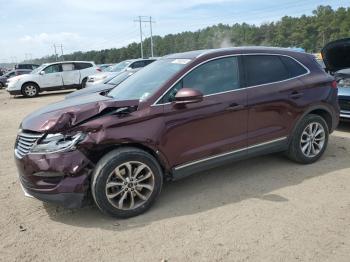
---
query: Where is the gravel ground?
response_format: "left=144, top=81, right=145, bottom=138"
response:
left=0, top=89, right=350, bottom=262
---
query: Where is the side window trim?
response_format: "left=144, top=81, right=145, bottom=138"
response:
left=153, top=53, right=310, bottom=106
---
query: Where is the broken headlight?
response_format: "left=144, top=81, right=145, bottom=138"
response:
left=31, top=132, right=86, bottom=154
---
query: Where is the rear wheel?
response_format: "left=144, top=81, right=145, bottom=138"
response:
left=21, top=83, right=39, bottom=97
left=0, top=82, right=4, bottom=89
left=81, top=78, right=87, bottom=89
left=286, top=114, right=328, bottom=164
left=91, top=147, right=163, bottom=218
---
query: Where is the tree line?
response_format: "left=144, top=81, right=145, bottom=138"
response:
left=31, top=5, right=350, bottom=65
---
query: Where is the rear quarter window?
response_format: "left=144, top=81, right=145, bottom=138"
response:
left=280, top=56, right=308, bottom=77
left=75, top=63, right=93, bottom=70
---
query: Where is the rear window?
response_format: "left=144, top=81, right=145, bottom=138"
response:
left=74, top=63, right=93, bottom=70
left=243, top=55, right=290, bottom=86
left=280, top=56, right=308, bottom=77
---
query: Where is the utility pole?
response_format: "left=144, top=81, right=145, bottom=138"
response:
left=134, top=16, right=144, bottom=58
left=149, top=16, right=154, bottom=57
left=60, top=44, right=64, bottom=60
left=134, top=16, right=156, bottom=58
left=53, top=44, right=58, bottom=61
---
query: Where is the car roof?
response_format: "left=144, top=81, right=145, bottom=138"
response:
left=163, top=46, right=309, bottom=59
left=45, top=61, right=95, bottom=65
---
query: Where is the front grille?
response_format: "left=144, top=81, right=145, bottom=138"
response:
left=339, top=99, right=350, bottom=111
left=15, top=132, right=43, bottom=159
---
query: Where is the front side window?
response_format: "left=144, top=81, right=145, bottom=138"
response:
left=161, top=57, right=240, bottom=103
left=243, top=55, right=289, bottom=86
left=44, top=64, right=61, bottom=74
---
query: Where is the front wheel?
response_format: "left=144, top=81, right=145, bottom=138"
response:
left=286, top=114, right=329, bottom=164
left=21, top=83, right=39, bottom=97
left=91, top=148, right=163, bottom=218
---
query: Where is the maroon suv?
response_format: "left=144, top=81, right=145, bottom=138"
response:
left=15, top=47, right=339, bottom=218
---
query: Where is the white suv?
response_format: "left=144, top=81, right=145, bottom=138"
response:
left=6, top=61, right=100, bottom=97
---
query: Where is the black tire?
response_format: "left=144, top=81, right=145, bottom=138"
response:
left=286, top=114, right=329, bottom=164
left=21, top=83, right=39, bottom=97
left=0, top=82, right=4, bottom=89
left=80, top=78, right=87, bottom=89
left=91, top=147, right=163, bottom=218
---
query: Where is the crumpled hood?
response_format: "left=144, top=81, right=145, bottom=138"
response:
left=21, top=93, right=139, bottom=133
left=322, top=38, right=350, bottom=72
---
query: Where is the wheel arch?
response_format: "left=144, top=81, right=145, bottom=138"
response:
left=22, top=81, right=40, bottom=91
left=90, top=143, right=171, bottom=178
left=292, top=105, right=334, bottom=138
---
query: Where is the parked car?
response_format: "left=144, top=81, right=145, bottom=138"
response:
left=15, top=47, right=339, bottom=218
left=87, top=58, right=156, bottom=85
left=15, top=64, right=39, bottom=70
left=322, top=38, right=350, bottom=121
left=66, top=69, right=140, bottom=99
left=0, top=69, right=32, bottom=88
left=97, top=64, right=113, bottom=71
left=6, top=61, right=100, bottom=97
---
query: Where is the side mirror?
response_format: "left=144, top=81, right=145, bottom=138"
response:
left=174, top=88, right=203, bottom=105
left=39, top=71, right=45, bottom=75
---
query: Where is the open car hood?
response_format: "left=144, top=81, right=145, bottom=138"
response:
left=322, top=38, right=350, bottom=73
left=21, top=93, right=139, bottom=133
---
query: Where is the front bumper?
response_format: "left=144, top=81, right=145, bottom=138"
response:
left=340, top=110, right=350, bottom=121
left=7, top=89, right=21, bottom=95
left=15, top=150, right=93, bottom=208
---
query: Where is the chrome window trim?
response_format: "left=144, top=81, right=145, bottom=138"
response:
left=152, top=53, right=310, bottom=106
left=174, top=136, right=288, bottom=170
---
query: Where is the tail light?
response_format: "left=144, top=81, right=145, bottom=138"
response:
left=96, top=68, right=101, bottom=72
left=331, top=80, right=337, bottom=89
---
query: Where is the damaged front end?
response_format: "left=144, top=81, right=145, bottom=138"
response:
left=15, top=94, right=140, bottom=208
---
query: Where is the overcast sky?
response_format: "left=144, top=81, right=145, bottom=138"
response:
left=0, top=0, right=347, bottom=62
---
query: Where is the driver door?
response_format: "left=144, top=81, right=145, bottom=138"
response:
left=158, top=56, right=248, bottom=177
left=39, top=64, right=63, bottom=88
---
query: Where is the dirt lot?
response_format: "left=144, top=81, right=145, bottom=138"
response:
left=0, top=89, right=350, bottom=262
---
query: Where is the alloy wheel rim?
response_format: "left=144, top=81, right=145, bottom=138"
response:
left=25, top=86, right=37, bottom=96
left=105, top=161, right=155, bottom=210
left=300, top=122, right=325, bottom=158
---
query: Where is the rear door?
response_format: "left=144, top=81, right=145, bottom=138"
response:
left=39, top=64, right=63, bottom=88
left=159, top=56, right=248, bottom=169
left=61, top=63, right=80, bottom=87
left=243, top=54, right=308, bottom=147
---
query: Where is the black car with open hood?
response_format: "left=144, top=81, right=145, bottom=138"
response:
left=322, top=38, right=350, bottom=73
left=322, top=38, right=350, bottom=121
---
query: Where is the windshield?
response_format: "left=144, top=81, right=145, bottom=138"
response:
left=107, top=71, right=134, bottom=85
left=109, top=58, right=190, bottom=101
left=107, top=61, right=131, bottom=72
left=31, top=64, right=47, bottom=74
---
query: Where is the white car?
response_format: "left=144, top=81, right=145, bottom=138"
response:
left=86, top=58, right=156, bottom=86
left=6, top=61, right=100, bottom=97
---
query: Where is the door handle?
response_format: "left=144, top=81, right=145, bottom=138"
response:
left=226, top=103, right=244, bottom=111
left=289, top=91, right=303, bottom=99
